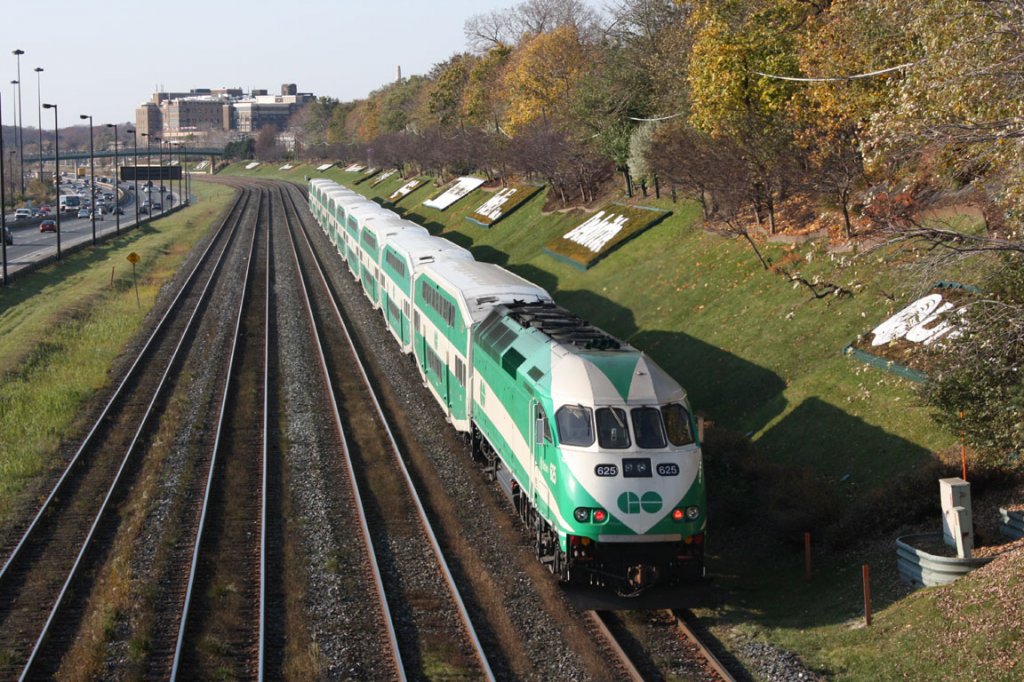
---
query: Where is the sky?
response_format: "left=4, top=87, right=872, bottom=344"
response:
left=0, top=0, right=538, bottom=129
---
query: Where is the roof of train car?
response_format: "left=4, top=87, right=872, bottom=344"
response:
left=385, top=231, right=473, bottom=265
left=345, top=201, right=395, bottom=218
left=480, top=303, right=686, bottom=407
left=418, top=259, right=552, bottom=324
left=361, top=217, right=428, bottom=241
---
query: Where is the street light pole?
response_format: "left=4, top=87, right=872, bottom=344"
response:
left=13, top=50, right=25, bottom=195
left=170, top=141, right=180, bottom=207
left=154, top=136, right=164, bottom=216
left=106, top=123, right=120, bottom=235
left=127, top=128, right=138, bottom=229
left=1, top=90, right=8, bottom=286
left=141, top=132, right=151, bottom=223
left=178, top=142, right=184, bottom=206
left=80, top=114, right=95, bottom=244
left=34, top=67, right=43, bottom=183
left=183, top=140, right=190, bottom=206
left=9, top=80, right=17, bottom=198
left=42, top=102, right=61, bottom=260
left=6, top=151, right=13, bottom=203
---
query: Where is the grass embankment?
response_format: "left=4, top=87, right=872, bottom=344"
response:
left=0, top=181, right=236, bottom=526
left=222, top=162, right=1018, bottom=678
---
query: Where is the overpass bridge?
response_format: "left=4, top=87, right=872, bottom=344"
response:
left=23, top=147, right=224, bottom=163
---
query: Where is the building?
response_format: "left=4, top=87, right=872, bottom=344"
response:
left=135, top=84, right=314, bottom=141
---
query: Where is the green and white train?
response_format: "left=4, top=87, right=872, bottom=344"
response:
left=309, top=178, right=706, bottom=591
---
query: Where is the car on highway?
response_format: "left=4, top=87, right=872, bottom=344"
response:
left=77, top=208, right=90, bottom=219
left=111, top=206, right=124, bottom=215
left=151, top=201, right=162, bottom=209
left=139, top=205, right=149, bottom=215
left=93, top=209, right=105, bottom=220
left=3, top=226, right=12, bottom=245
left=40, top=219, right=57, bottom=233
left=14, top=208, right=33, bottom=220
left=39, top=205, right=52, bottom=215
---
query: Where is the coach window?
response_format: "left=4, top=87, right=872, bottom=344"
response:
left=662, top=403, right=695, bottom=446
left=631, top=407, right=667, bottom=449
left=596, top=407, right=631, bottom=449
left=556, top=405, right=594, bottom=447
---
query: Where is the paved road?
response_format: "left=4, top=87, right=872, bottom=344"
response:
left=2, top=187, right=180, bottom=277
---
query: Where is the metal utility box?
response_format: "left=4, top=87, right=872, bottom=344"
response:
left=939, top=478, right=973, bottom=558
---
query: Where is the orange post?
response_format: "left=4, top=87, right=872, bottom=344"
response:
left=862, top=564, right=872, bottom=626
left=804, top=532, right=812, bottom=581
left=960, top=410, right=968, bottom=481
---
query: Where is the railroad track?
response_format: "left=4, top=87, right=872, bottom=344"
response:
left=169, top=186, right=270, bottom=679
left=0, top=189, right=253, bottom=680
left=590, top=608, right=736, bottom=682
left=278, top=182, right=495, bottom=680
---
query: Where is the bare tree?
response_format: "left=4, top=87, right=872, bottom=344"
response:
left=254, top=125, right=284, bottom=162
left=465, top=0, right=601, bottom=50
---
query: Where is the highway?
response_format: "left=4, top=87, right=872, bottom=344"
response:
left=2, top=185, right=179, bottom=277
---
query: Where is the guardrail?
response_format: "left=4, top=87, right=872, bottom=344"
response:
left=1000, top=508, right=1024, bottom=540
left=896, top=533, right=993, bottom=587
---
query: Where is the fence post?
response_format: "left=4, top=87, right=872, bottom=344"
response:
left=804, top=532, right=812, bottom=581
left=862, top=564, right=872, bottom=626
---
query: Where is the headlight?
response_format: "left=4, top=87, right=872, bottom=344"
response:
left=685, top=506, right=700, bottom=520
left=574, top=507, right=589, bottom=523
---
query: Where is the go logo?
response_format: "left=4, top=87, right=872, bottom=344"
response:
left=617, top=492, right=663, bottom=514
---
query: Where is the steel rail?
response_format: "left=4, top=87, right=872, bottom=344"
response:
left=170, top=188, right=265, bottom=681
left=0, top=188, right=247, bottom=585
left=278, top=183, right=406, bottom=681
left=12, top=190, right=252, bottom=680
left=672, top=609, right=736, bottom=682
left=280, top=182, right=495, bottom=680
left=258, top=185, right=271, bottom=679
left=587, top=611, right=646, bottom=682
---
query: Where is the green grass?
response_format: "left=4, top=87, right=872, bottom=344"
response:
left=0, top=181, right=236, bottom=524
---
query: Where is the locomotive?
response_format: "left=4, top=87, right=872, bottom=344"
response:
left=308, top=178, right=706, bottom=592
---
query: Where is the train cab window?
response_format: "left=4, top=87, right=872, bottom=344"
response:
left=556, top=405, right=594, bottom=447
left=596, top=408, right=631, bottom=449
left=535, top=405, right=552, bottom=444
left=631, top=407, right=667, bottom=449
left=662, top=403, right=695, bottom=446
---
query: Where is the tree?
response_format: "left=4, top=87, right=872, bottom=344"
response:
left=465, top=0, right=600, bottom=50
left=500, top=25, right=590, bottom=133
left=290, top=96, right=340, bottom=156
left=223, top=137, right=254, bottom=160
left=648, top=119, right=746, bottom=219
left=569, top=40, right=656, bottom=193
left=462, top=45, right=513, bottom=132
left=862, top=0, right=1024, bottom=224
left=254, top=125, right=283, bottom=161
left=428, top=54, right=475, bottom=129
left=922, top=254, right=1024, bottom=468
left=687, top=1, right=804, bottom=233
left=627, top=121, right=657, bottom=195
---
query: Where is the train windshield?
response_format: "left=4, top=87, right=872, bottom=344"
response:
left=631, top=407, right=666, bottom=448
left=662, top=403, right=695, bottom=446
left=556, top=405, right=594, bottom=447
left=557, top=403, right=694, bottom=449
left=596, top=408, right=631, bottom=449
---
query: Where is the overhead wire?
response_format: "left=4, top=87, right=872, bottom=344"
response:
left=623, top=62, right=915, bottom=123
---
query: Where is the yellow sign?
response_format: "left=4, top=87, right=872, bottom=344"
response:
left=127, top=252, right=140, bottom=264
